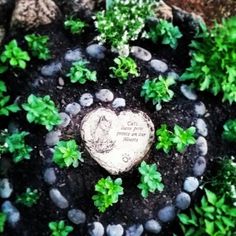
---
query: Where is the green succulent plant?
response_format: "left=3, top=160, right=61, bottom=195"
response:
left=0, top=39, right=30, bottom=73
left=0, top=212, right=6, bottom=233
left=0, top=80, right=20, bottom=116
left=53, top=140, right=83, bottom=168
left=16, top=188, right=40, bottom=207
left=138, top=161, right=164, bottom=198
left=5, top=131, right=32, bottom=163
left=25, top=34, right=51, bottom=60
left=110, top=56, right=139, bottom=83
left=64, top=18, right=87, bottom=35
left=48, top=220, right=73, bottom=236
left=67, top=60, right=97, bottom=84
left=141, top=76, right=176, bottom=106
left=92, top=176, right=124, bottom=213
left=147, top=19, right=183, bottom=49
left=22, top=95, right=61, bottom=131
left=222, top=119, right=236, bottom=142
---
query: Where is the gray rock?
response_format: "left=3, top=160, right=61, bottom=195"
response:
left=168, top=71, right=179, bottom=80
left=155, top=103, right=162, bottom=111
left=175, top=192, right=191, bottom=210
left=58, top=77, right=65, bottom=86
left=126, top=224, right=143, bottom=236
left=144, top=219, right=162, bottom=234
left=65, top=102, right=81, bottom=116
left=180, top=85, right=197, bottom=100
left=112, top=98, right=126, bottom=108
left=1, top=201, right=20, bottom=227
left=86, top=44, right=106, bottom=59
left=196, top=118, right=208, bottom=137
left=95, top=89, right=114, bottom=102
left=196, top=136, right=208, bottom=156
left=41, top=62, right=62, bottom=77
left=195, top=102, right=206, bottom=116
left=0, top=25, right=5, bottom=46
left=158, top=205, right=176, bottom=222
left=183, top=177, right=199, bottom=193
left=58, top=112, right=71, bottom=128
left=131, top=46, right=152, bottom=61
left=65, top=48, right=82, bottom=62
left=68, top=209, right=86, bottom=225
left=106, top=224, right=124, bottom=236
left=45, top=130, right=61, bottom=146
left=150, top=59, right=168, bottom=73
left=88, top=222, right=104, bottom=236
left=49, top=188, right=69, bottom=209
left=79, top=93, right=94, bottom=107
left=43, top=168, right=56, bottom=185
left=193, top=156, right=206, bottom=176
left=0, top=178, right=13, bottom=198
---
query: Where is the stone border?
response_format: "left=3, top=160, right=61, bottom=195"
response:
left=0, top=44, right=208, bottom=235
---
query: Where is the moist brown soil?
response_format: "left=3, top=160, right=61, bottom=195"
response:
left=1, top=3, right=236, bottom=236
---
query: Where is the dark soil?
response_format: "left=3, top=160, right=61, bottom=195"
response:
left=0, top=2, right=236, bottom=236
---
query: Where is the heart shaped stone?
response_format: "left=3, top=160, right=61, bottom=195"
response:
left=80, top=108, right=155, bottom=175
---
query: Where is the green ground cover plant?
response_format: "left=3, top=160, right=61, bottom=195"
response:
left=156, top=124, right=196, bottom=153
left=0, top=212, right=6, bottom=233
left=22, top=95, right=61, bottom=131
left=48, top=220, right=73, bottom=236
left=67, top=60, right=97, bottom=84
left=16, top=188, right=40, bottom=207
left=92, top=176, right=124, bottom=213
left=64, top=18, right=87, bottom=35
left=141, top=76, right=175, bottom=106
left=178, top=189, right=236, bottom=236
left=5, top=131, right=32, bottom=163
left=0, top=39, right=30, bottom=73
left=0, top=80, right=20, bottom=116
left=147, top=19, right=183, bottom=49
left=222, top=119, right=236, bottom=142
left=110, top=56, right=139, bottom=83
left=25, top=34, right=51, bottom=60
left=138, top=161, right=164, bottom=198
left=53, top=140, right=83, bottom=168
left=181, top=17, right=236, bottom=104
left=95, top=0, right=154, bottom=50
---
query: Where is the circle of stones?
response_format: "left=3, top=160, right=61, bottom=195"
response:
left=0, top=44, right=208, bottom=236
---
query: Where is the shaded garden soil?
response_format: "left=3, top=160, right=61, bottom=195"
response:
left=0, top=2, right=236, bottom=236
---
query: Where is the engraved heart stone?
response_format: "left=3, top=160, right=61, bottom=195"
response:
left=80, top=108, right=155, bottom=175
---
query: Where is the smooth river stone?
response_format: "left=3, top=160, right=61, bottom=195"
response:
left=80, top=108, right=155, bottom=175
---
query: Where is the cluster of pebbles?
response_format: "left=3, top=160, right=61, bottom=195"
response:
left=0, top=43, right=208, bottom=235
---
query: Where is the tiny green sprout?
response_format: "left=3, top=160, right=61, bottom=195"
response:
left=0, top=80, right=20, bottom=116
left=222, top=119, right=236, bottom=142
left=172, top=125, right=196, bottom=152
left=141, top=76, right=175, bottom=106
left=53, top=140, right=83, bottom=168
left=67, top=60, right=97, bottom=84
left=92, top=176, right=124, bottom=213
left=5, top=131, right=32, bottom=163
left=64, top=18, right=87, bottom=35
left=0, top=39, right=30, bottom=73
left=138, top=161, right=164, bottom=198
left=49, top=220, right=73, bottom=236
left=110, top=56, right=139, bottom=83
left=25, top=34, right=51, bottom=60
left=0, top=212, right=6, bottom=233
left=147, top=19, right=183, bottom=49
left=16, top=188, right=39, bottom=207
left=22, top=94, right=61, bottom=131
